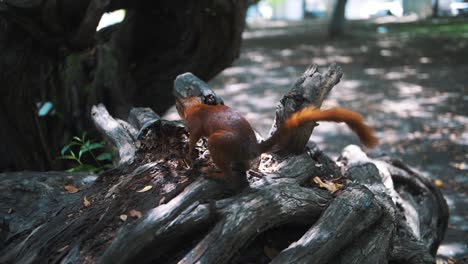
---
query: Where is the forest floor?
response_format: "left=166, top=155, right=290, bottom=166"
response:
left=165, top=17, right=468, bottom=261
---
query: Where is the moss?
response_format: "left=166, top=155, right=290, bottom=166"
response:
left=386, top=19, right=468, bottom=38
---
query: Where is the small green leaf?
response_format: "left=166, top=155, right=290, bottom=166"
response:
left=58, top=155, right=78, bottom=161
left=96, top=153, right=112, bottom=161
left=73, top=136, right=83, bottom=143
left=61, top=145, right=72, bottom=156
left=79, top=143, right=104, bottom=158
left=60, top=142, right=81, bottom=155
left=78, top=149, right=86, bottom=159
left=88, top=143, right=104, bottom=150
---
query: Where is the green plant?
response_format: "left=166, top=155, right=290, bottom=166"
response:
left=59, top=132, right=114, bottom=173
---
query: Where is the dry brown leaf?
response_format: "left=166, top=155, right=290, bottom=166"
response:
left=120, top=214, right=128, bottom=221
left=136, top=185, right=153, bottom=193
left=312, top=177, right=343, bottom=193
left=130, top=209, right=142, bottom=218
left=64, top=185, right=79, bottom=193
left=180, top=177, right=189, bottom=185
left=83, top=196, right=91, bottom=207
left=434, top=179, right=444, bottom=188
left=264, top=246, right=280, bottom=259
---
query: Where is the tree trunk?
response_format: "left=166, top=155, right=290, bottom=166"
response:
left=0, top=67, right=448, bottom=264
left=0, top=0, right=250, bottom=171
left=328, top=0, right=348, bottom=38
left=432, top=0, right=439, bottom=17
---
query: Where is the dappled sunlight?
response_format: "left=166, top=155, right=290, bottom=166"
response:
left=160, top=19, right=468, bottom=260
left=245, top=51, right=270, bottom=63
left=311, top=57, right=328, bottom=66
left=223, top=83, right=254, bottom=93
left=376, top=39, right=395, bottom=48
left=243, top=29, right=291, bottom=39
left=394, top=81, right=423, bottom=95
left=438, top=243, right=468, bottom=257
left=380, top=99, right=432, bottom=118
left=383, top=71, right=408, bottom=80
left=329, top=55, right=353, bottom=64
left=339, top=79, right=362, bottom=90
left=419, top=57, right=432, bottom=64
left=364, top=67, right=385, bottom=75
left=380, top=49, right=392, bottom=57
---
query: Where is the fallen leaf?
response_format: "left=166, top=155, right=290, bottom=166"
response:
left=136, top=185, right=153, bottom=193
left=8, top=208, right=13, bottom=214
left=434, top=179, right=444, bottom=188
left=64, top=185, right=79, bottom=193
left=130, top=209, right=142, bottom=218
left=159, top=196, right=166, bottom=205
left=180, top=177, right=189, bottom=184
left=312, top=177, right=343, bottom=193
left=83, top=196, right=91, bottom=207
left=264, top=246, right=279, bottom=259
left=120, top=214, right=128, bottom=221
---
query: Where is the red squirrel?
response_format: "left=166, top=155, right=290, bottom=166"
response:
left=176, top=96, right=378, bottom=188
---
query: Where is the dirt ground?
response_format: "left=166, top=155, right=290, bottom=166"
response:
left=165, top=18, right=468, bottom=261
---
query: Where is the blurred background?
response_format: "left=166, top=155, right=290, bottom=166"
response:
left=0, top=0, right=466, bottom=262
left=164, top=0, right=468, bottom=262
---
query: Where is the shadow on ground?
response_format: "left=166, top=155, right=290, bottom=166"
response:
left=165, top=18, right=468, bottom=261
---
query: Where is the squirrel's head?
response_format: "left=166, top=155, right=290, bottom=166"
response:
left=175, top=97, right=203, bottom=119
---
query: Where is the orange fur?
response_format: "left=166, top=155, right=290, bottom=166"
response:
left=177, top=97, right=378, bottom=188
left=284, top=107, right=378, bottom=148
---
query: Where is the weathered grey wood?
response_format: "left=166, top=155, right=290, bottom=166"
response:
left=269, top=63, right=344, bottom=153
left=0, top=69, right=448, bottom=264
left=0, top=171, right=97, bottom=263
left=339, top=145, right=446, bottom=263
left=117, top=119, right=139, bottom=140
left=271, top=186, right=382, bottom=264
left=180, top=183, right=331, bottom=264
left=127, top=107, right=163, bottom=140
left=99, top=178, right=224, bottom=264
left=173, top=72, right=224, bottom=106
left=128, top=107, right=161, bottom=131
left=91, top=103, right=136, bottom=166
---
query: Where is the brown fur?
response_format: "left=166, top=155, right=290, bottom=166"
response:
left=176, top=97, right=378, bottom=188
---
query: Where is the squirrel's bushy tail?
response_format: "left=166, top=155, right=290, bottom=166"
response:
left=258, top=107, right=378, bottom=153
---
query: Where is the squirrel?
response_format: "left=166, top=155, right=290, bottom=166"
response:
left=176, top=96, right=378, bottom=189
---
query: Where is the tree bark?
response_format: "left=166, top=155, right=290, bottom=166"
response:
left=328, top=0, right=348, bottom=38
left=0, top=67, right=448, bottom=264
left=432, top=0, right=439, bottom=18
left=0, top=0, right=250, bottom=171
